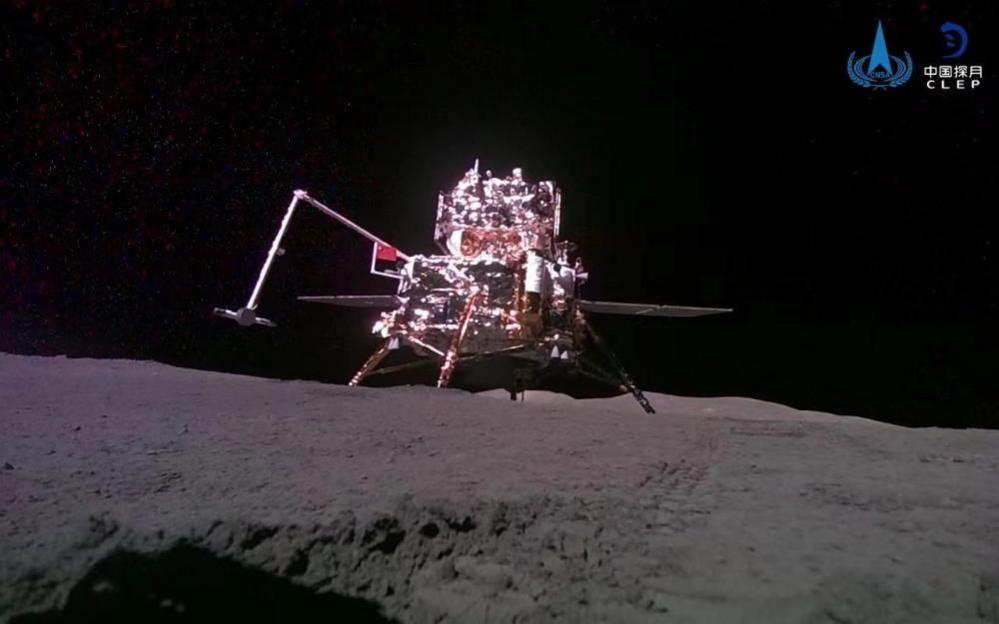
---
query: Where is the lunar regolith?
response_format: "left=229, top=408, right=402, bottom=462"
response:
left=2, top=354, right=998, bottom=622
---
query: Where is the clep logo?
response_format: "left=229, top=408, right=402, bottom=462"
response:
left=924, top=22, right=982, bottom=91
left=940, top=22, right=968, bottom=59
left=846, top=20, right=913, bottom=89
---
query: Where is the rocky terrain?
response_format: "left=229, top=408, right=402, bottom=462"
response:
left=2, top=354, right=998, bottom=622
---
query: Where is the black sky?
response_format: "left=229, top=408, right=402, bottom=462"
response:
left=2, top=1, right=997, bottom=427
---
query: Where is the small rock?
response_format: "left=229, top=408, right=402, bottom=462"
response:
left=453, top=556, right=514, bottom=588
left=645, top=590, right=671, bottom=613
left=2, top=462, right=13, bottom=470
left=91, top=579, right=115, bottom=595
left=412, top=559, right=456, bottom=588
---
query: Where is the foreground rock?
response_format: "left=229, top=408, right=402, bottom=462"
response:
left=1, top=354, right=998, bottom=622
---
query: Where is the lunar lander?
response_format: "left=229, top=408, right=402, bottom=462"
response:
left=214, top=162, right=730, bottom=413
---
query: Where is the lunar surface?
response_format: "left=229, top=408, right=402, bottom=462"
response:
left=2, top=354, right=998, bottom=622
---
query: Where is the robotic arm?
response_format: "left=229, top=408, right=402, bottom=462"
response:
left=213, top=190, right=411, bottom=327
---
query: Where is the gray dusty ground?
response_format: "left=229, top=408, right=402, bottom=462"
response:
left=2, top=354, right=999, bottom=622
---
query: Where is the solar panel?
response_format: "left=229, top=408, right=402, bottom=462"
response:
left=578, top=300, right=732, bottom=318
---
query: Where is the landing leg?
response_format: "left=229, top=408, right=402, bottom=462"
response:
left=349, top=341, right=392, bottom=387
left=578, top=315, right=656, bottom=414
left=508, top=367, right=533, bottom=402
left=437, top=291, right=483, bottom=388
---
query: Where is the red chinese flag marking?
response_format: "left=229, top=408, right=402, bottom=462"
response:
left=375, top=242, right=398, bottom=261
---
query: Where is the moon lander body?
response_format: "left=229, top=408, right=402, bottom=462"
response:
left=215, top=162, right=730, bottom=413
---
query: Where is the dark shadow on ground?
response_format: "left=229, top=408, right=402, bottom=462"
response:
left=12, top=544, right=395, bottom=623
